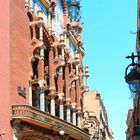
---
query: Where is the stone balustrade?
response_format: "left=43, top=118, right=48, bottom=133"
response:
left=12, top=105, right=90, bottom=140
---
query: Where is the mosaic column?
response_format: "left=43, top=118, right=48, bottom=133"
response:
left=29, top=81, right=32, bottom=106
left=50, top=89, right=55, bottom=116
left=40, top=87, right=45, bottom=111
left=59, top=99, right=64, bottom=120
left=58, top=68, right=64, bottom=119
left=77, top=112, right=81, bottom=128
left=39, top=80, right=45, bottom=111
left=66, top=101, right=71, bottom=123
left=72, top=103, right=77, bottom=126
left=71, top=81, right=76, bottom=125
left=58, top=92, right=64, bottom=120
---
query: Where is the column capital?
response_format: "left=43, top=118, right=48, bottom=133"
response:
left=58, top=92, right=64, bottom=100
left=77, top=107, right=81, bottom=113
left=38, top=80, right=45, bottom=87
left=49, top=86, right=55, bottom=91
left=66, top=99, right=71, bottom=106
left=71, top=102, right=77, bottom=109
left=50, top=87, right=56, bottom=97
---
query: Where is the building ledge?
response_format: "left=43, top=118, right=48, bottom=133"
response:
left=11, top=105, right=90, bottom=140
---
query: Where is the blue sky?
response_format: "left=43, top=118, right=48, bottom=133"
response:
left=81, top=0, right=137, bottom=139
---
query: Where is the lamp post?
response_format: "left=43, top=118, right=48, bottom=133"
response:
left=125, top=52, right=140, bottom=139
left=125, top=52, right=140, bottom=93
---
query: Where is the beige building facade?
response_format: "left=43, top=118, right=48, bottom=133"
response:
left=83, top=91, right=113, bottom=140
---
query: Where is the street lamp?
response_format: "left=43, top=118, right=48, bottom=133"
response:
left=125, top=52, right=140, bottom=93
left=125, top=52, right=140, bottom=139
left=59, top=129, right=65, bottom=136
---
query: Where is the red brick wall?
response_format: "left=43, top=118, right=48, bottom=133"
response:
left=0, top=0, right=11, bottom=139
left=10, top=0, right=31, bottom=105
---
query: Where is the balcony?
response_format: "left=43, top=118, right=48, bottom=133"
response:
left=11, top=105, right=90, bottom=140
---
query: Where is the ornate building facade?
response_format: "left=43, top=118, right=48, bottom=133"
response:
left=83, top=91, right=113, bottom=140
left=0, top=0, right=112, bottom=140
left=0, top=0, right=90, bottom=139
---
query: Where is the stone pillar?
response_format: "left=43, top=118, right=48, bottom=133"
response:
left=40, top=87, right=45, bottom=111
left=29, top=81, right=32, bottom=106
left=66, top=100, right=71, bottom=123
left=59, top=99, right=64, bottom=120
left=29, top=0, right=33, bottom=11
left=72, top=109, right=76, bottom=125
left=77, top=113, right=81, bottom=128
left=39, top=80, right=45, bottom=111
left=50, top=89, right=55, bottom=116
left=58, top=93, right=64, bottom=120
left=72, top=103, right=77, bottom=126
left=50, top=95, right=55, bottom=116
left=66, top=106, right=71, bottom=123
